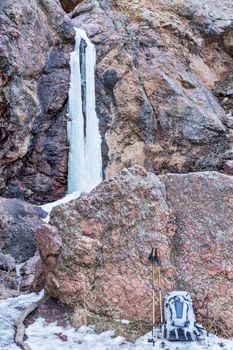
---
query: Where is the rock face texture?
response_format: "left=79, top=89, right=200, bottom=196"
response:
left=162, top=172, right=233, bottom=334
left=0, top=250, right=41, bottom=298
left=36, top=166, right=174, bottom=320
left=19, top=251, right=41, bottom=291
left=0, top=0, right=75, bottom=204
left=1, top=0, right=232, bottom=203
left=0, top=197, right=45, bottom=262
left=36, top=167, right=233, bottom=335
left=72, top=0, right=233, bottom=177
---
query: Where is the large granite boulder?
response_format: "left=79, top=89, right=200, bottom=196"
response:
left=0, top=0, right=75, bottom=204
left=0, top=197, right=45, bottom=262
left=36, top=166, right=233, bottom=335
left=72, top=0, right=233, bottom=176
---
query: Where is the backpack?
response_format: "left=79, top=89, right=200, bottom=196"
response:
left=164, top=291, right=202, bottom=341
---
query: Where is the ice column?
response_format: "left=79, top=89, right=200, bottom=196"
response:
left=67, top=28, right=102, bottom=194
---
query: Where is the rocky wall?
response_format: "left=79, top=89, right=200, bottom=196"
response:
left=72, top=0, right=233, bottom=177
left=0, top=0, right=75, bottom=203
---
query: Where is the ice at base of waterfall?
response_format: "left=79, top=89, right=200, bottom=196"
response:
left=1, top=292, right=233, bottom=350
left=40, top=191, right=81, bottom=223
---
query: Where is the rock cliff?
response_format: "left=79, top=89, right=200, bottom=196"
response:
left=72, top=0, right=233, bottom=177
left=0, top=197, right=45, bottom=262
left=1, top=0, right=233, bottom=203
left=0, top=0, right=75, bottom=203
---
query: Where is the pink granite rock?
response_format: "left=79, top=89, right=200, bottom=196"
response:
left=35, top=167, right=233, bottom=335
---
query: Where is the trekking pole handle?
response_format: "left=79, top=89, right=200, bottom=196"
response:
left=148, top=248, right=161, bottom=266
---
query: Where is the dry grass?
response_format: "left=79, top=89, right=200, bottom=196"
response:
left=71, top=306, right=90, bottom=328
left=203, top=318, right=231, bottom=339
left=70, top=307, right=151, bottom=342
left=88, top=315, right=151, bottom=342
left=71, top=308, right=233, bottom=341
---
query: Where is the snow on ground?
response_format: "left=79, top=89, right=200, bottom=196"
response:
left=0, top=291, right=44, bottom=349
left=24, top=320, right=233, bottom=350
left=40, top=191, right=80, bottom=223
left=1, top=292, right=233, bottom=350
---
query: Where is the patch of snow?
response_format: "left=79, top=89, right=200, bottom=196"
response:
left=25, top=321, right=233, bottom=350
left=40, top=191, right=81, bottom=223
left=1, top=291, right=233, bottom=350
left=135, top=332, right=233, bottom=350
left=26, top=321, right=132, bottom=350
left=120, top=319, right=130, bottom=325
left=0, top=290, right=44, bottom=349
left=15, top=264, right=23, bottom=278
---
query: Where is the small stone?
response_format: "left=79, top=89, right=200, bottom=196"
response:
left=224, top=160, right=233, bottom=175
left=54, top=333, right=68, bottom=342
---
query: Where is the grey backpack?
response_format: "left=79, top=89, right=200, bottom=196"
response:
left=164, top=291, right=203, bottom=341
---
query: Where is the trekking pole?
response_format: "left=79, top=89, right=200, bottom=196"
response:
left=148, top=248, right=161, bottom=346
left=157, top=263, right=163, bottom=325
left=157, top=260, right=165, bottom=340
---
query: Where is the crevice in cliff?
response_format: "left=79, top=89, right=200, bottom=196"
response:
left=59, top=0, right=83, bottom=13
left=137, top=73, right=162, bottom=144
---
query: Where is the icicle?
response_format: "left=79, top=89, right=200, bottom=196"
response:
left=67, top=28, right=102, bottom=194
left=15, top=263, right=23, bottom=291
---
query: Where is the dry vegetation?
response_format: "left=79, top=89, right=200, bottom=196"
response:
left=71, top=307, right=151, bottom=342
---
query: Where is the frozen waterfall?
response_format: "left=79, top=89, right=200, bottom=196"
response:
left=67, top=28, right=102, bottom=194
